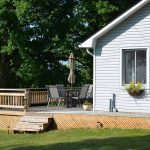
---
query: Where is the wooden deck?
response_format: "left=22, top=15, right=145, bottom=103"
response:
left=25, top=106, right=150, bottom=118
left=1, top=105, right=150, bottom=118
left=29, top=106, right=150, bottom=130
left=0, top=106, right=150, bottom=130
left=0, top=88, right=150, bottom=130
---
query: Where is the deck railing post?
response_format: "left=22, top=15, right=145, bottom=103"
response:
left=24, top=91, right=27, bottom=112
left=24, top=89, right=31, bottom=112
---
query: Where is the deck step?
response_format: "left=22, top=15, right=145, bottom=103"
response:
left=14, top=122, right=47, bottom=130
left=13, top=115, right=53, bottom=133
left=20, top=116, right=50, bottom=123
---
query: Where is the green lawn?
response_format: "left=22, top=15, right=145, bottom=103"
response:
left=0, top=128, right=150, bottom=150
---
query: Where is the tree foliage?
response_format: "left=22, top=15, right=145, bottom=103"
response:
left=0, top=0, right=140, bottom=88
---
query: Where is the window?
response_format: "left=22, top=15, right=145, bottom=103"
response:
left=122, top=49, right=146, bottom=85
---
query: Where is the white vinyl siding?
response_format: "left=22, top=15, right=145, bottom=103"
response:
left=94, top=3, right=150, bottom=113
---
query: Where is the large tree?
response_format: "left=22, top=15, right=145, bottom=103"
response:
left=0, top=0, right=78, bottom=87
left=0, top=0, right=140, bottom=88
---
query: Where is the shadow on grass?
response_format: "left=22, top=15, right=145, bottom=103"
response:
left=9, top=135, right=150, bottom=150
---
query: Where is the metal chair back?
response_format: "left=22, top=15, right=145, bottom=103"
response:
left=47, top=85, right=59, bottom=99
left=79, top=84, right=90, bottom=99
left=56, top=84, right=66, bottom=97
left=90, top=86, right=93, bottom=99
left=86, top=84, right=93, bottom=99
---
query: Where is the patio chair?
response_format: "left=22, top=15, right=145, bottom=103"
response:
left=56, top=84, right=66, bottom=98
left=46, top=85, right=63, bottom=107
left=71, top=84, right=90, bottom=107
left=86, top=84, right=93, bottom=103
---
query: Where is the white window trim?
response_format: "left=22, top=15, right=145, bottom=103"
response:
left=120, top=47, right=149, bottom=89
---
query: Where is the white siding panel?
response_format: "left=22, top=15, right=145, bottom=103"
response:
left=94, top=3, right=150, bottom=113
left=96, top=68, right=119, bottom=71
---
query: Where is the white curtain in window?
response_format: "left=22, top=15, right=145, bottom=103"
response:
left=124, top=51, right=135, bottom=84
left=123, top=49, right=146, bottom=84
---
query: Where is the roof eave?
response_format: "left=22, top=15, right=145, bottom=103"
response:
left=79, top=0, right=150, bottom=49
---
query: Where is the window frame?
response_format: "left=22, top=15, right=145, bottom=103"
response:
left=120, top=47, right=149, bottom=89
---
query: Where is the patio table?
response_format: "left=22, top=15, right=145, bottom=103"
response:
left=65, top=88, right=80, bottom=108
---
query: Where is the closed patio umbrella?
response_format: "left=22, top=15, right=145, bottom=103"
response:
left=68, top=53, right=76, bottom=89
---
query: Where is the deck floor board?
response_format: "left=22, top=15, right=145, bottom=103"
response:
left=0, top=106, right=150, bottom=118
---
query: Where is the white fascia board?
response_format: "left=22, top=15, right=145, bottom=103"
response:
left=79, top=0, right=150, bottom=49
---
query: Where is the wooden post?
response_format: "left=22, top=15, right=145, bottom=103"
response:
left=24, top=89, right=31, bottom=112
left=24, top=93, right=27, bottom=112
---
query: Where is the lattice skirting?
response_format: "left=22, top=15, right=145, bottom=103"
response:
left=0, top=113, right=150, bottom=130
left=53, top=114, right=150, bottom=129
left=0, top=115, right=22, bottom=130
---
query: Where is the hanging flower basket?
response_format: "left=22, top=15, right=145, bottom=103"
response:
left=126, top=82, right=145, bottom=97
left=127, top=89, right=144, bottom=97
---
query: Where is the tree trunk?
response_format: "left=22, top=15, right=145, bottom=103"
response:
left=0, top=54, right=10, bottom=88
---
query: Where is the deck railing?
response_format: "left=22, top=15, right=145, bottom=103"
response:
left=0, top=87, right=82, bottom=111
left=0, top=88, right=48, bottom=112
left=0, top=89, right=30, bottom=112
left=29, top=88, right=48, bottom=105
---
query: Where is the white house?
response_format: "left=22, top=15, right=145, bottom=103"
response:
left=80, top=0, right=150, bottom=113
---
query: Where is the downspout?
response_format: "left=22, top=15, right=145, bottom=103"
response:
left=86, top=48, right=95, bottom=111
left=86, top=49, right=94, bottom=56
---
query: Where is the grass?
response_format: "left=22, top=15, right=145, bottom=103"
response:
left=0, top=128, right=150, bottom=150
